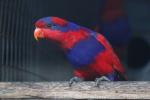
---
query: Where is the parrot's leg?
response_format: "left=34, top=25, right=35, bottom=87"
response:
left=69, top=76, right=83, bottom=87
left=95, top=76, right=111, bottom=87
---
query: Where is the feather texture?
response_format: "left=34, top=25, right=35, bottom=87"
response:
left=34, top=16, right=128, bottom=81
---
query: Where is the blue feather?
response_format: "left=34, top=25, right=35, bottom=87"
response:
left=41, top=17, right=52, bottom=24
left=67, top=36, right=105, bottom=68
left=51, top=22, right=80, bottom=32
left=40, top=17, right=79, bottom=32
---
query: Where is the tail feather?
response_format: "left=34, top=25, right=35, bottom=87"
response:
left=96, top=33, right=127, bottom=79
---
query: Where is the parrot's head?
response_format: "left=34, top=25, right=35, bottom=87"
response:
left=34, top=16, right=79, bottom=42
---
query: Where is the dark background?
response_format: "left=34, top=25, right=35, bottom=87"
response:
left=0, top=0, right=150, bottom=81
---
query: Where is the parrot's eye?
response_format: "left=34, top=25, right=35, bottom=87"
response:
left=47, top=24, right=52, bottom=28
left=47, top=23, right=57, bottom=28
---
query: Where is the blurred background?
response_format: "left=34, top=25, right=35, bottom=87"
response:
left=0, top=0, right=149, bottom=81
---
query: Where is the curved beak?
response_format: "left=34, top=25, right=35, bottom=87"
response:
left=34, top=28, right=42, bottom=41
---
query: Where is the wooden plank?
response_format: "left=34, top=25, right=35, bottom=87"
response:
left=0, top=82, right=150, bottom=99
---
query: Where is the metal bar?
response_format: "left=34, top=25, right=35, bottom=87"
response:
left=21, top=0, right=27, bottom=81
left=27, top=0, right=35, bottom=81
left=0, top=0, right=4, bottom=81
left=33, top=0, right=42, bottom=81
left=1, top=0, right=9, bottom=81
left=31, top=0, right=37, bottom=81
left=9, top=0, right=17, bottom=81
left=5, top=0, right=14, bottom=81
left=17, top=0, right=24, bottom=81
left=12, top=0, right=19, bottom=81
left=14, top=0, right=21, bottom=81
left=24, top=0, right=35, bottom=81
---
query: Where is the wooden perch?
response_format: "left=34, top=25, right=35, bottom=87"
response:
left=0, top=82, right=150, bottom=99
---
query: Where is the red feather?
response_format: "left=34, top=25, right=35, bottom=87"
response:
left=74, top=33, right=127, bottom=80
left=35, top=20, right=45, bottom=28
left=60, top=29, right=89, bottom=49
left=96, top=33, right=127, bottom=79
left=51, top=17, right=68, bottom=26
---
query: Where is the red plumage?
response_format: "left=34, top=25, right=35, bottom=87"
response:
left=35, top=20, right=46, bottom=28
left=60, top=29, right=89, bottom=49
left=73, top=33, right=127, bottom=80
left=51, top=17, right=68, bottom=26
left=34, top=16, right=127, bottom=81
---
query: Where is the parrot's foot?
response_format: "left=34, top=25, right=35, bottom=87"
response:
left=95, top=76, right=111, bottom=87
left=69, top=76, right=83, bottom=87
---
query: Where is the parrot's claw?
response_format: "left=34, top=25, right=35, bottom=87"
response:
left=95, top=76, right=111, bottom=87
left=69, top=76, right=83, bottom=87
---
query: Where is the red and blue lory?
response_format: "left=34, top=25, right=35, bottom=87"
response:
left=95, top=0, right=131, bottom=50
left=34, top=17, right=127, bottom=86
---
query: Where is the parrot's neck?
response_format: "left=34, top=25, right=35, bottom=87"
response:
left=60, top=29, right=89, bottom=50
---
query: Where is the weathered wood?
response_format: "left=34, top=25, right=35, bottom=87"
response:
left=0, top=82, right=150, bottom=99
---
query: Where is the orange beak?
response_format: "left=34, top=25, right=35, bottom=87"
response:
left=34, top=28, right=44, bottom=41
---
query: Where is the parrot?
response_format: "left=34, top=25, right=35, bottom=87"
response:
left=95, top=0, right=131, bottom=57
left=34, top=16, right=128, bottom=86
